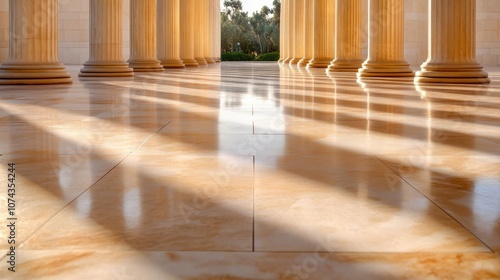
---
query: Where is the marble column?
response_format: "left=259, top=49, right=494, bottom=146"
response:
left=128, top=0, right=163, bottom=72
left=328, top=0, right=363, bottom=72
left=157, top=0, right=185, bottom=68
left=80, top=0, right=133, bottom=77
left=307, top=0, right=335, bottom=68
left=180, top=0, right=199, bottom=66
left=215, top=0, right=222, bottom=62
left=358, top=0, right=413, bottom=78
left=205, top=0, right=216, bottom=63
left=290, top=0, right=305, bottom=65
left=0, top=0, right=72, bottom=85
left=194, top=0, right=207, bottom=65
left=284, top=0, right=295, bottom=63
left=416, top=0, right=489, bottom=84
left=279, top=0, right=289, bottom=63
left=298, top=0, right=313, bottom=67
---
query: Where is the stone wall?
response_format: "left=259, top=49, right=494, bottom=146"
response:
left=0, top=0, right=498, bottom=66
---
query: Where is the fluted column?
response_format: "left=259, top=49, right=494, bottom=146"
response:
left=0, top=0, right=72, bottom=85
left=307, top=0, right=335, bottom=68
left=128, top=0, right=163, bottom=72
left=290, top=0, right=305, bottom=65
left=205, top=0, right=216, bottom=63
left=416, top=0, right=489, bottom=84
left=298, top=0, right=313, bottom=67
left=358, top=0, right=413, bottom=78
left=328, top=0, right=363, bottom=72
left=215, top=0, right=222, bottom=62
left=80, top=0, right=133, bottom=77
left=279, top=0, right=289, bottom=63
left=180, top=0, right=199, bottom=66
left=157, top=0, right=185, bottom=68
left=284, top=0, right=295, bottom=63
left=194, top=0, right=207, bottom=65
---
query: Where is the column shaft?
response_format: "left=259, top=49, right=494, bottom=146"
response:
left=80, top=0, right=133, bottom=77
left=215, top=0, right=222, bottom=62
left=194, top=0, right=207, bottom=65
left=180, top=0, right=199, bottom=66
left=205, top=0, right=216, bottom=63
left=284, top=0, right=295, bottom=63
left=280, top=0, right=289, bottom=63
left=129, top=0, right=164, bottom=72
left=157, top=0, right=185, bottom=68
left=298, top=0, right=313, bottom=67
left=328, top=0, right=363, bottom=72
left=290, top=0, right=305, bottom=65
left=358, top=0, right=413, bottom=77
left=416, top=0, right=489, bottom=83
left=0, top=0, right=72, bottom=84
left=307, top=0, right=335, bottom=68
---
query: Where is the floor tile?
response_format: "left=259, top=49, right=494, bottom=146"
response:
left=22, top=154, right=254, bottom=251
left=254, top=155, right=489, bottom=252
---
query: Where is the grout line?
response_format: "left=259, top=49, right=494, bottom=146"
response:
left=18, top=121, right=173, bottom=249
left=375, top=156, right=496, bottom=254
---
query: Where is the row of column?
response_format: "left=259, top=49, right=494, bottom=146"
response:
left=0, top=0, right=222, bottom=84
left=280, top=0, right=490, bottom=83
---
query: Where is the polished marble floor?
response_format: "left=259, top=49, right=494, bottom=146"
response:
left=0, top=62, right=499, bottom=279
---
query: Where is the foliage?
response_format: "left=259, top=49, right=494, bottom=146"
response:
left=221, top=52, right=255, bottom=61
left=221, top=0, right=280, bottom=58
left=256, top=52, right=280, bottom=61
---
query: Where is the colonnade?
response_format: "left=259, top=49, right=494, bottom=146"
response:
left=280, top=0, right=490, bottom=83
left=0, top=0, right=222, bottom=84
left=0, top=0, right=490, bottom=84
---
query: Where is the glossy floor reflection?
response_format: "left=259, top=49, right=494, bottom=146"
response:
left=0, top=62, right=499, bottom=279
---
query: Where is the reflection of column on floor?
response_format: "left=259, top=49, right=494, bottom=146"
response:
left=194, top=0, right=207, bottom=66
left=307, top=0, right=335, bottom=69
left=204, top=0, right=216, bottom=64
left=328, top=0, right=363, bottom=72
left=157, top=0, right=185, bottom=68
left=416, top=0, right=490, bottom=84
left=298, top=0, right=313, bottom=67
left=128, top=0, right=164, bottom=72
left=290, top=0, right=305, bottom=65
left=180, top=0, right=199, bottom=67
left=80, top=0, right=133, bottom=77
left=0, top=0, right=72, bottom=85
left=357, top=0, right=413, bottom=78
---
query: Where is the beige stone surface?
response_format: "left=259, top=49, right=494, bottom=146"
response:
left=290, top=0, right=304, bottom=65
left=298, top=0, right=313, bottom=67
left=180, top=0, right=199, bottom=67
left=0, top=0, right=499, bottom=66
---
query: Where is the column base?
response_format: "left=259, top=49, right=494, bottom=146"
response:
left=282, top=57, right=293, bottom=64
left=205, top=57, right=216, bottom=64
left=415, top=64, right=490, bottom=84
left=298, top=58, right=311, bottom=68
left=357, top=62, right=414, bottom=78
left=79, top=62, right=134, bottom=77
left=327, top=60, right=363, bottom=72
left=0, top=63, right=73, bottom=85
left=160, top=59, right=186, bottom=68
left=215, top=58, right=221, bottom=63
left=128, top=60, right=165, bottom=72
left=182, top=58, right=200, bottom=67
left=195, top=57, right=208, bottom=65
left=307, top=58, right=332, bottom=69
left=289, top=58, right=301, bottom=65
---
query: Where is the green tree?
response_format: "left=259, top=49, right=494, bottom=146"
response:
left=221, top=0, right=280, bottom=56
